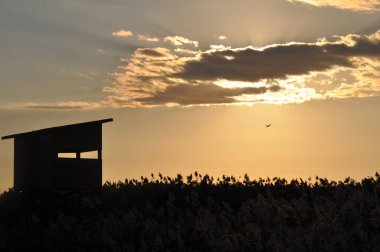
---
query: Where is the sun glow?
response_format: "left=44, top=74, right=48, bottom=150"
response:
left=215, top=78, right=321, bottom=105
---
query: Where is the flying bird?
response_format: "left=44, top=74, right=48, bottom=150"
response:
left=265, top=123, right=272, bottom=128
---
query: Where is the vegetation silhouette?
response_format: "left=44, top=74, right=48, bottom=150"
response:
left=1, top=172, right=380, bottom=251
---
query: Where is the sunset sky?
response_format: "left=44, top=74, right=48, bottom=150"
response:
left=1, top=0, right=380, bottom=191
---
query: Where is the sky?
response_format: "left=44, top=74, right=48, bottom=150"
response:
left=1, top=0, right=380, bottom=191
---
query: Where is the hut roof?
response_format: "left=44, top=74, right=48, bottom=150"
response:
left=2, top=118, right=113, bottom=140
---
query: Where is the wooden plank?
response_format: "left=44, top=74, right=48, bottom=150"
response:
left=38, top=134, right=54, bottom=190
left=54, top=159, right=102, bottom=190
left=14, top=136, right=39, bottom=191
left=53, top=124, right=101, bottom=153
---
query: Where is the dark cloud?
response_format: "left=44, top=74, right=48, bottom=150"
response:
left=134, top=83, right=281, bottom=105
left=138, top=48, right=166, bottom=57
left=173, top=35, right=380, bottom=82
left=326, top=36, right=380, bottom=57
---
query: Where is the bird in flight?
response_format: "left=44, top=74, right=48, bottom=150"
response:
left=265, top=123, right=272, bottom=128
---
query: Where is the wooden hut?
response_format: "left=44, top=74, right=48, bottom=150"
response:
left=2, top=118, right=113, bottom=191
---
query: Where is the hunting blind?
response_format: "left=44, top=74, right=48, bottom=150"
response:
left=2, top=118, right=113, bottom=191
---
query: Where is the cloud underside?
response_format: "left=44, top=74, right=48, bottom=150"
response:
left=13, top=30, right=380, bottom=109
left=135, top=84, right=281, bottom=105
left=288, top=0, right=380, bottom=12
left=174, top=40, right=380, bottom=82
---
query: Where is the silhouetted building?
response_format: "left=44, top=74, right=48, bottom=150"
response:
left=2, top=118, right=113, bottom=191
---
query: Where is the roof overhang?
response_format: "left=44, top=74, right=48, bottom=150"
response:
left=2, top=118, right=113, bottom=140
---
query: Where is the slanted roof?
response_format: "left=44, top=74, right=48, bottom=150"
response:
left=2, top=118, right=113, bottom=140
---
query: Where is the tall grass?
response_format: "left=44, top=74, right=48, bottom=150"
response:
left=1, top=172, right=380, bottom=251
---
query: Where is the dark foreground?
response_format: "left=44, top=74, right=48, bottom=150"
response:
left=1, top=173, right=380, bottom=252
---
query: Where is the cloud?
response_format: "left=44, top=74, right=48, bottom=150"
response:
left=12, top=101, right=105, bottom=110
left=112, top=29, right=133, bottom=37
left=138, top=35, right=160, bottom=42
left=174, top=48, right=201, bottom=55
left=287, top=0, right=380, bottom=12
left=103, top=47, right=181, bottom=105
left=218, top=35, right=227, bottom=40
left=174, top=31, right=380, bottom=83
left=105, top=30, right=380, bottom=107
left=134, top=83, right=281, bottom=106
left=135, top=48, right=171, bottom=58
left=164, top=36, right=199, bottom=47
left=306, top=58, right=380, bottom=99
left=12, top=30, right=380, bottom=109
